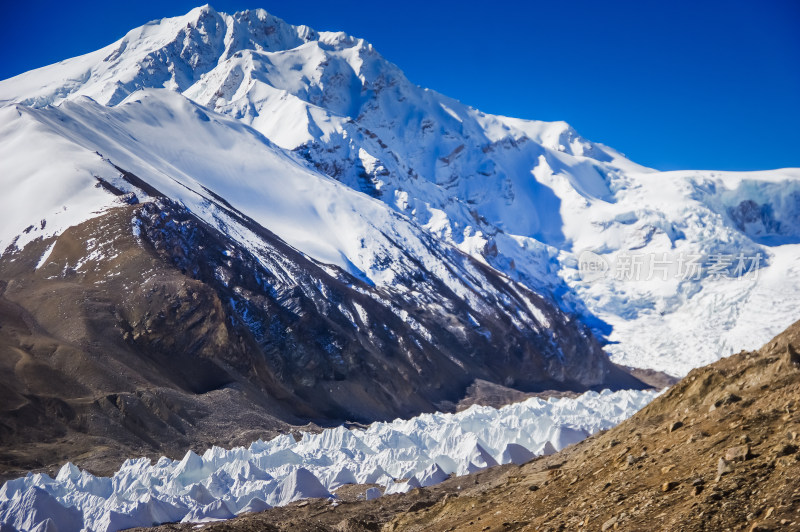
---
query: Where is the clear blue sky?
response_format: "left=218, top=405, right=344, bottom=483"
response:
left=2, top=1, right=798, bottom=171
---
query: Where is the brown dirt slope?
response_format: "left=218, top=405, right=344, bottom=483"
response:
left=141, top=320, right=800, bottom=531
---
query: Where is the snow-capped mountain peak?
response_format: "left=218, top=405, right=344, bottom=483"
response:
left=0, top=5, right=313, bottom=107
left=1, top=5, right=799, bottom=380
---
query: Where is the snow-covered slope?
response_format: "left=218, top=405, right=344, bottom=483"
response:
left=1, top=87, right=618, bottom=391
left=1, top=4, right=799, bottom=375
left=565, top=168, right=800, bottom=373
left=0, top=388, right=658, bottom=532
left=3, top=88, right=464, bottom=285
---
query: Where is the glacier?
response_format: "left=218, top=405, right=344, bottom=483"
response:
left=0, top=388, right=658, bottom=531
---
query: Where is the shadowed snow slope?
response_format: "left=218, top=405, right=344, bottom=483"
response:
left=0, top=389, right=657, bottom=531
left=1, top=5, right=798, bottom=375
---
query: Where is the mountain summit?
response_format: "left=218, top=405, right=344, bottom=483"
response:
left=0, top=5, right=798, bottom=477
left=2, top=5, right=798, bottom=377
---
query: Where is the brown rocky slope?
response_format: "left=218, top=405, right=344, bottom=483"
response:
left=142, top=320, right=800, bottom=531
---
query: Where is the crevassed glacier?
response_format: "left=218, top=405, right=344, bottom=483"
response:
left=0, top=388, right=658, bottom=532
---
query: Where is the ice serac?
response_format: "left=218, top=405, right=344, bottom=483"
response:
left=500, top=443, right=536, bottom=465
left=236, top=497, right=270, bottom=515
left=271, top=468, right=331, bottom=506
left=0, top=487, right=83, bottom=532
left=415, top=463, right=449, bottom=488
left=180, top=499, right=235, bottom=523
left=550, top=426, right=590, bottom=452
left=0, top=388, right=658, bottom=531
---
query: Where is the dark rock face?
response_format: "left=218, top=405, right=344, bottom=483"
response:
left=129, top=198, right=638, bottom=411
left=0, top=198, right=643, bottom=479
left=728, top=199, right=779, bottom=234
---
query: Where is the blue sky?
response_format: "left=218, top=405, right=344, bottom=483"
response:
left=2, top=0, right=798, bottom=171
